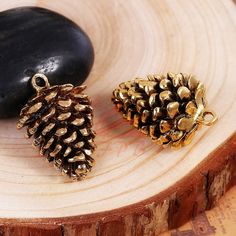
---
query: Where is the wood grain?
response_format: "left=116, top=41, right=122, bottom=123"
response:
left=0, top=0, right=236, bottom=235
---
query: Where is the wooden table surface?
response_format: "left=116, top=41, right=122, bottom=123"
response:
left=0, top=0, right=235, bottom=235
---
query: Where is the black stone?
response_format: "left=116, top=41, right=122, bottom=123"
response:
left=0, top=7, right=94, bottom=118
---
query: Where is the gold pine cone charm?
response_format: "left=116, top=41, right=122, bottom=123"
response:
left=17, top=73, right=96, bottom=180
left=112, top=73, right=217, bottom=149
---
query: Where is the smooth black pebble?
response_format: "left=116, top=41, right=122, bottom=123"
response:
left=0, top=7, right=94, bottom=118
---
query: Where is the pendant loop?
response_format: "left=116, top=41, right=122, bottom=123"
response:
left=31, top=73, right=50, bottom=92
left=200, top=110, right=218, bottom=126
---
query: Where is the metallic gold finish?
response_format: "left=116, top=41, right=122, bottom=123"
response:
left=68, top=152, right=86, bottom=163
left=50, top=144, right=62, bottom=157
left=141, top=110, right=150, bottom=123
left=123, top=99, right=130, bottom=111
left=88, top=138, right=96, bottom=148
left=45, top=91, right=57, bottom=102
left=159, top=91, right=173, bottom=104
left=152, top=107, right=162, bottom=121
left=43, top=137, right=54, bottom=150
left=55, top=128, right=67, bottom=137
left=75, top=164, right=88, bottom=175
left=185, top=101, right=197, bottom=115
left=183, top=125, right=198, bottom=146
left=140, top=125, right=149, bottom=135
left=42, top=123, right=55, bottom=135
left=149, top=93, right=158, bottom=107
left=84, top=149, right=93, bottom=156
left=131, top=92, right=143, bottom=102
left=112, top=72, right=217, bottom=149
left=148, top=74, right=162, bottom=81
left=27, top=102, right=42, bottom=114
left=64, top=131, right=77, bottom=143
left=74, top=141, right=84, bottom=148
left=172, top=73, right=185, bottom=87
left=57, top=112, right=71, bottom=121
left=167, top=102, right=179, bottom=119
left=86, top=114, right=93, bottom=125
left=126, top=108, right=133, bottom=121
left=149, top=125, right=157, bottom=139
left=201, top=110, right=218, bottom=126
left=188, top=75, right=199, bottom=91
left=159, top=79, right=171, bottom=90
left=54, top=158, right=62, bottom=168
left=160, top=120, right=172, bottom=133
left=80, top=128, right=89, bottom=136
left=72, top=117, right=85, bottom=126
left=17, top=73, right=96, bottom=180
left=71, top=85, right=87, bottom=93
left=27, top=122, right=40, bottom=136
left=61, top=84, right=73, bottom=92
left=58, top=99, right=72, bottom=107
left=177, top=86, right=191, bottom=100
left=136, top=99, right=147, bottom=113
left=31, top=73, right=50, bottom=92
left=177, top=117, right=194, bottom=132
left=119, top=89, right=128, bottom=99
left=64, top=147, right=72, bottom=157
left=17, top=116, right=29, bottom=129
left=61, top=167, right=68, bottom=176
left=144, top=82, right=157, bottom=95
left=169, top=130, right=183, bottom=142
left=73, top=93, right=88, bottom=99
left=133, top=114, right=140, bottom=128
left=74, top=104, right=92, bottom=112
left=156, top=135, right=169, bottom=145
left=42, top=107, right=56, bottom=122
left=33, top=135, right=43, bottom=147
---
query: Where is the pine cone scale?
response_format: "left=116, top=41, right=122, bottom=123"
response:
left=57, top=112, right=71, bottom=121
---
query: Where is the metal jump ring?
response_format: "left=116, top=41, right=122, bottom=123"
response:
left=201, top=110, right=218, bottom=126
left=31, top=73, right=50, bottom=92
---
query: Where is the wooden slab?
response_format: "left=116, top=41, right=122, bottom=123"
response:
left=161, top=186, right=236, bottom=236
left=0, top=0, right=236, bottom=235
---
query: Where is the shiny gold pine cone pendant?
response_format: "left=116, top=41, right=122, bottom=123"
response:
left=112, top=73, right=217, bottom=149
left=17, top=74, right=96, bottom=180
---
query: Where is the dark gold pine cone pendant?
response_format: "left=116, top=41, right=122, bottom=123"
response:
left=17, top=73, right=96, bottom=180
left=112, top=73, right=217, bottom=149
